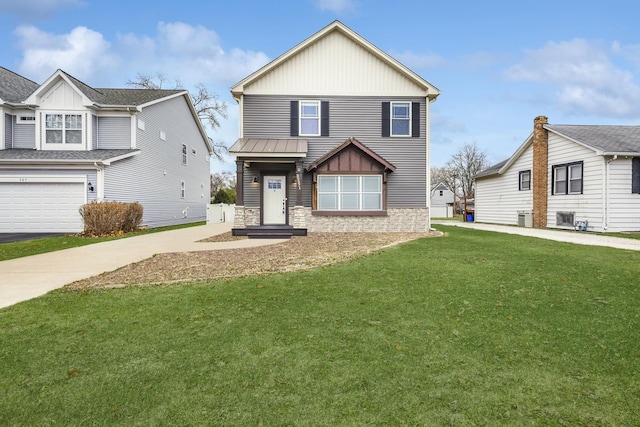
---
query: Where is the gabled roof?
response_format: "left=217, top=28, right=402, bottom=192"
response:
left=0, top=66, right=39, bottom=104
left=475, top=122, right=640, bottom=180
left=306, top=137, right=396, bottom=172
left=431, top=182, right=451, bottom=191
left=545, top=124, right=640, bottom=155
left=231, top=20, right=440, bottom=100
left=0, top=149, right=140, bottom=165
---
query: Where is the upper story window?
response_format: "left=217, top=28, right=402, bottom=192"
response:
left=519, top=170, right=531, bottom=191
left=391, top=102, right=411, bottom=136
left=45, top=113, right=82, bottom=144
left=381, top=102, right=420, bottom=138
left=290, top=100, right=329, bottom=137
left=182, top=144, right=188, bottom=165
left=552, top=162, right=583, bottom=195
left=300, top=101, right=320, bottom=136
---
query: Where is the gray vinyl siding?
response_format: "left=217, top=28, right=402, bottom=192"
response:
left=4, top=114, right=12, bottom=149
left=242, top=95, right=427, bottom=208
left=97, top=116, right=131, bottom=149
left=103, top=95, right=210, bottom=228
left=12, top=116, right=36, bottom=149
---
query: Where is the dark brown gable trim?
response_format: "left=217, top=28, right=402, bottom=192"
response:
left=306, top=137, right=396, bottom=173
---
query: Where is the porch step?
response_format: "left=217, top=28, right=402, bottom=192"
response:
left=233, top=226, right=307, bottom=239
left=246, top=230, right=294, bottom=239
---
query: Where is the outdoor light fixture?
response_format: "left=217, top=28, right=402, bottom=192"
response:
left=87, top=182, right=95, bottom=192
left=253, top=176, right=259, bottom=183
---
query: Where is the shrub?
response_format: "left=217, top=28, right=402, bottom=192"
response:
left=212, top=188, right=236, bottom=204
left=79, top=201, right=144, bottom=236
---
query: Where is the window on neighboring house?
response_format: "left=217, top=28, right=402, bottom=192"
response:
left=632, top=157, right=640, bottom=193
left=519, top=170, right=531, bottom=191
left=182, top=144, right=187, bottom=165
left=381, top=102, right=420, bottom=137
left=552, top=162, right=583, bottom=195
left=181, top=181, right=186, bottom=198
left=290, top=100, right=329, bottom=136
left=317, top=175, right=382, bottom=211
left=45, top=113, right=83, bottom=144
left=439, top=190, right=444, bottom=196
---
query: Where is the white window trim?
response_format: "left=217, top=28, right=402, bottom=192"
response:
left=299, top=100, right=321, bottom=137
left=42, top=112, right=87, bottom=150
left=553, top=162, right=583, bottom=195
left=317, top=175, right=383, bottom=211
left=17, top=114, right=36, bottom=124
left=180, top=181, right=186, bottom=199
left=182, top=143, right=188, bottom=166
left=390, top=101, right=411, bottom=137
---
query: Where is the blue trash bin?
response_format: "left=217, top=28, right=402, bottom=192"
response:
left=466, top=211, right=474, bottom=222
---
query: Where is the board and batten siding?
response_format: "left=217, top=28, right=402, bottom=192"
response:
left=546, top=133, right=604, bottom=230
left=243, top=30, right=426, bottom=97
left=103, top=95, right=210, bottom=228
left=242, top=95, right=427, bottom=208
left=605, top=158, right=640, bottom=231
left=475, top=145, right=534, bottom=225
left=96, top=116, right=132, bottom=149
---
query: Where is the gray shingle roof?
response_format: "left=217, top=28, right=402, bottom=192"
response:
left=0, top=66, right=39, bottom=103
left=474, top=159, right=508, bottom=179
left=0, top=149, right=139, bottom=163
left=545, top=124, right=640, bottom=154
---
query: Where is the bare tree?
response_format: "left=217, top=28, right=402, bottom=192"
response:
left=444, top=142, right=489, bottom=199
left=430, top=166, right=458, bottom=197
left=210, top=172, right=235, bottom=200
left=127, top=72, right=228, bottom=159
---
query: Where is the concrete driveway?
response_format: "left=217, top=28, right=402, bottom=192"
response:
left=0, top=223, right=287, bottom=309
left=432, top=220, right=640, bottom=251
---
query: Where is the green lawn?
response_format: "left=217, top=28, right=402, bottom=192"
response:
left=1, top=225, right=639, bottom=425
left=0, top=221, right=205, bottom=262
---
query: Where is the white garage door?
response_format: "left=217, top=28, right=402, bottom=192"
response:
left=0, top=182, right=85, bottom=232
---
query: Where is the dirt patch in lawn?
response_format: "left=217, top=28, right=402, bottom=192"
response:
left=66, top=231, right=439, bottom=289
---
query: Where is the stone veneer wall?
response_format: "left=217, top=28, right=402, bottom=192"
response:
left=306, top=208, right=430, bottom=232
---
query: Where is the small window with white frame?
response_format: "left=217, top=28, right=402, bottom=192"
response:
left=182, top=144, right=187, bottom=165
left=519, top=170, right=531, bottom=191
left=17, top=114, right=35, bottom=124
left=180, top=181, right=186, bottom=198
left=553, top=162, right=583, bottom=195
left=391, top=102, right=411, bottom=136
left=299, top=100, right=320, bottom=136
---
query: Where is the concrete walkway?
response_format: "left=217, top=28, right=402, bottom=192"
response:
left=432, top=220, right=640, bottom=251
left=0, top=223, right=286, bottom=309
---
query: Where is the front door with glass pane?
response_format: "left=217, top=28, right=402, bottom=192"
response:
left=263, top=176, right=287, bottom=224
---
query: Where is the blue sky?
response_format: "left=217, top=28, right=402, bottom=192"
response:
left=1, top=0, right=640, bottom=173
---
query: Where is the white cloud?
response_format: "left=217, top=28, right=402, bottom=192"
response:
left=0, top=0, right=84, bottom=20
left=505, top=39, right=640, bottom=117
left=15, top=25, right=118, bottom=83
left=315, top=0, right=356, bottom=14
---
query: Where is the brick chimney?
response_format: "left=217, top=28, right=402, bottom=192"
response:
left=532, top=116, right=548, bottom=228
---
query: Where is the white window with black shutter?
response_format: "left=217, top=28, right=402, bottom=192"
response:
left=290, top=100, right=329, bottom=137
left=381, top=101, right=420, bottom=137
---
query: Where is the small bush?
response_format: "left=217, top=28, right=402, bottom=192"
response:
left=212, top=188, right=236, bottom=204
left=79, top=201, right=144, bottom=237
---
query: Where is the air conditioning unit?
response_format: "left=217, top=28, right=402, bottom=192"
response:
left=517, top=210, right=533, bottom=228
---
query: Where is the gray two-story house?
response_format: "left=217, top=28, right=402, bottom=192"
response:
left=229, top=21, right=440, bottom=237
left=0, top=67, right=212, bottom=233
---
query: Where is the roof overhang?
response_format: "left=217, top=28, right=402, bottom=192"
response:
left=0, top=150, right=140, bottom=166
left=229, top=138, right=308, bottom=158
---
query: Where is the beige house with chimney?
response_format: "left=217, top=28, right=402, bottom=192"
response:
left=475, top=116, right=640, bottom=232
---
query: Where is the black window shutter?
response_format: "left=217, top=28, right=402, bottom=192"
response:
left=290, top=101, right=299, bottom=137
left=381, top=102, right=390, bottom=137
left=321, top=101, right=329, bottom=136
left=633, top=157, right=640, bottom=193
left=412, top=102, right=420, bottom=137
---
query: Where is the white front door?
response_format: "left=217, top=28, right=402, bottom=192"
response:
left=263, top=176, right=287, bottom=225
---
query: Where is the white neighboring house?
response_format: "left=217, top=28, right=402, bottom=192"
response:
left=475, top=116, right=640, bottom=232
left=0, top=67, right=212, bottom=233
left=430, top=182, right=455, bottom=218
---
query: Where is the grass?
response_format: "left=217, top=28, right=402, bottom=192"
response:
left=1, top=225, right=639, bottom=425
left=0, top=221, right=205, bottom=262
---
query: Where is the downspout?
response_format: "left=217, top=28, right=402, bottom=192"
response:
left=94, top=161, right=105, bottom=201
left=426, top=96, right=433, bottom=230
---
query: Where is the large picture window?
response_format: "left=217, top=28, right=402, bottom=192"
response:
left=45, top=113, right=83, bottom=144
left=317, top=175, right=382, bottom=211
left=553, top=162, right=583, bottom=195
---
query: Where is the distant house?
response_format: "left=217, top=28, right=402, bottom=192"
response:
left=430, top=182, right=455, bottom=218
left=0, top=67, right=212, bottom=232
left=228, top=21, right=440, bottom=237
left=475, top=116, right=640, bottom=232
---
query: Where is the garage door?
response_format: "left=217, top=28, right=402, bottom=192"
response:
left=0, top=182, right=85, bottom=232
